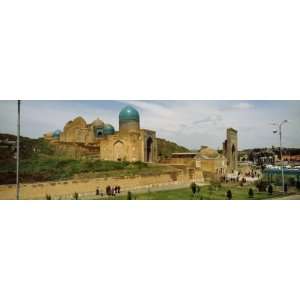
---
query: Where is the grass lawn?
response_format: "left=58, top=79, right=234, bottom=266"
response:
left=99, top=184, right=284, bottom=200
left=0, top=157, right=174, bottom=184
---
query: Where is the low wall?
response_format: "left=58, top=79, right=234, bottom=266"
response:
left=0, top=169, right=204, bottom=200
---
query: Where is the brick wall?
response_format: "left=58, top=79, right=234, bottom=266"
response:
left=0, top=169, right=204, bottom=200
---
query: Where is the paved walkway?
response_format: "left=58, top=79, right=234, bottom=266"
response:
left=80, top=182, right=208, bottom=200
left=266, top=194, right=300, bottom=200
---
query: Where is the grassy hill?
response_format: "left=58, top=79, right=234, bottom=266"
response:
left=0, top=133, right=182, bottom=184
left=157, top=138, right=190, bottom=159
left=0, top=133, right=55, bottom=160
left=0, top=157, right=175, bottom=184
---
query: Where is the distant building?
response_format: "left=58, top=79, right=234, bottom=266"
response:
left=44, top=105, right=158, bottom=163
left=162, top=146, right=228, bottom=181
left=282, top=154, right=300, bottom=162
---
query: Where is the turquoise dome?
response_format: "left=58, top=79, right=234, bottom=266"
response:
left=103, top=124, right=115, bottom=135
left=119, top=105, right=140, bottom=123
left=52, top=129, right=61, bottom=138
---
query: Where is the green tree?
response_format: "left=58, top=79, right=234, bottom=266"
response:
left=268, top=184, right=273, bottom=195
left=256, top=180, right=268, bottom=192
left=226, top=190, right=232, bottom=200
left=190, top=182, right=197, bottom=194
left=248, top=188, right=254, bottom=199
left=288, top=177, right=295, bottom=186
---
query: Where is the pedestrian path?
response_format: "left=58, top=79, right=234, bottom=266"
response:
left=81, top=182, right=208, bottom=200
left=266, top=194, right=300, bottom=200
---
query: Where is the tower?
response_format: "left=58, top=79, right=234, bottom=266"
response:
left=223, top=128, right=238, bottom=172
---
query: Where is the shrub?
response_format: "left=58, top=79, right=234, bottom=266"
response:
left=284, top=183, right=288, bottom=193
left=226, top=190, right=232, bottom=200
left=256, top=180, right=268, bottom=192
left=127, top=191, right=132, bottom=200
left=296, top=181, right=300, bottom=190
left=73, top=192, right=79, bottom=200
left=268, top=184, right=273, bottom=195
left=190, top=182, right=197, bottom=194
left=45, top=194, right=51, bottom=200
left=248, top=188, right=254, bottom=198
left=196, top=185, right=201, bottom=194
left=288, top=177, right=296, bottom=186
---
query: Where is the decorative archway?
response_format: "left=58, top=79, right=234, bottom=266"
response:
left=113, top=140, right=125, bottom=161
left=146, top=137, right=153, bottom=162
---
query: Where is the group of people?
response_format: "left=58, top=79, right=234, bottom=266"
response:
left=95, top=185, right=122, bottom=197
left=219, top=176, right=239, bottom=183
left=244, top=171, right=259, bottom=178
left=106, top=185, right=121, bottom=196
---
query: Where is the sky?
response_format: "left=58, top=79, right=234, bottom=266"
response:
left=0, top=100, right=299, bottom=150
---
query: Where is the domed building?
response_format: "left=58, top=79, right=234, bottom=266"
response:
left=43, top=105, right=157, bottom=163
left=52, top=129, right=62, bottom=139
left=99, top=105, right=157, bottom=162
left=195, top=146, right=227, bottom=176
left=103, top=124, right=115, bottom=135
left=167, top=145, right=228, bottom=180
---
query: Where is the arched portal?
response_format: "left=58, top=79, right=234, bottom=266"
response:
left=146, top=137, right=153, bottom=162
left=113, top=141, right=125, bottom=161
left=95, top=127, right=104, bottom=138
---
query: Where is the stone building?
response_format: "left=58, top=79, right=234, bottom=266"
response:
left=43, top=105, right=158, bottom=163
left=162, top=146, right=227, bottom=180
left=195, top=146, right=227, bottom=176
left=99, top=106, right=157, bottom=162
left=223, top=128, right=238, bottom=172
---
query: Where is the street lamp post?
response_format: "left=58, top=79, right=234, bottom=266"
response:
left=16, top=100, right=20, bottom=200
left=272, top=120, right=288, bottom=193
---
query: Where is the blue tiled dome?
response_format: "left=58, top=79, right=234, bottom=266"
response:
left=52, top=129, right=61, bottom=138
left=103, top=124, right=115, bottom=135
left=119, top=105, right=140, bottom=123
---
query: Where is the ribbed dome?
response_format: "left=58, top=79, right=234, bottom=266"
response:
left=103, top=124, right=115, bottom=135
left=52, top=129, right=62, bottom=138
left=92, top=118, right=104, bottom=128
left=119, top=105, right=140, bottom=123
left=197, top=147, right=220, bottom=159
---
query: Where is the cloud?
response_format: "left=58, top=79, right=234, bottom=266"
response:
left=231, top=102, right=254, bottom=110
left=0, top=100, right=299, bottom=149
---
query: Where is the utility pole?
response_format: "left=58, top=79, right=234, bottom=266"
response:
left=16, top=100, right=20, bottom=200
left=279, top=123, right=284, bottom=193
left=272, top=120, right=288, bottom=193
